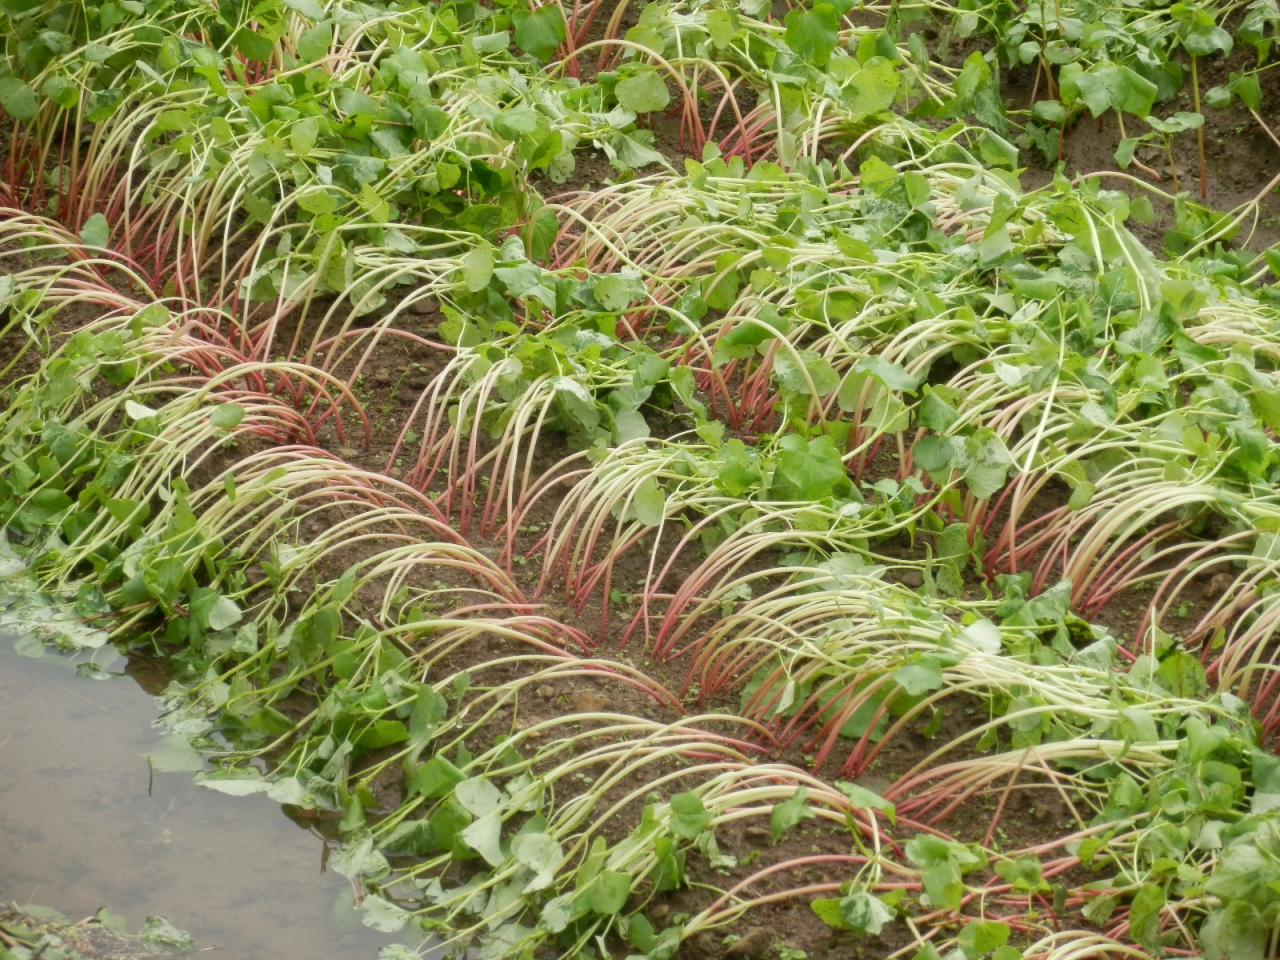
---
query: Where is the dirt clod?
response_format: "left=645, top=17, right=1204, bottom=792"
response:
left=1201, top=572, right=1233, bottom=600
left=572, top=691, right=609, bottom=713
left=724, top=927, right=772, bottom=959
left=898, top=569, right=925, bottom=588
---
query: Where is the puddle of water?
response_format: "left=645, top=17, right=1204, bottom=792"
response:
left=0, top=635, right=397, bottom=959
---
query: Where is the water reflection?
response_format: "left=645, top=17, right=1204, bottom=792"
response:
left=0, top=637, right=394, bottom=960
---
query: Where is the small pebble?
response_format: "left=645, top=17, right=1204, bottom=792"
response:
left=744, top=826, right=772, bottom=845
left=899, top=568, right=925, bottom=588
left=409, top=297, right=439, bottom=316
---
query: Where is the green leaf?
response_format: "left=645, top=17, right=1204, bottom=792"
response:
left=669, top=791, right=713, bottom=839
left=512, top=832, right=562, bottom=889
left=540, top=894, right=576, bottom=933
left=588, top=870, right=631, bottom=915
left=297, top=190, right=337, bottom=216
left=920, top=860, right=964, bottom=911
left=841, top=891, right=894, bottom=934
left=1202, top=901, right=1266, bottom=960
left=773, top=434, right=847, bottom=502
left=595, top=272, right=646, bottom=311
left=291, top=117, right=319, bottom=157
left=86, top=89, right=123, bottom=122
left=1127, top=883, right=1165, bottom=952
left=919, top=388, right=959, bottom=431
left=410, top=686, right=448, bottom=740
left=978, top=225, right=1011, bottom=264
left=957, top=619, right=1002, bottom=654
left=1156, top=650, right=1207, bottom=697
left=774, top=349, right=839, bottom=396
left=834, top=781, right=896, bottom=823
left=845, top=57, right=900, bottom=116
left=360, top=896, right=410, bottom=933
left=905, top=836, right=982, bottom=911
left=810, top=898, right=844, bottom=928
left=717, top=439, right=762, bottom=496
left=207, top=597, right=242, bottom=631
left=329, top=835, right=389, bottom=880
left=281, top=0, right=325, bottom=18
left=616, top=69, right=671, bottom=113
left=1114, top=137, right=1138, bottom=169
left=0, top=78, right=38, bottom=120
left=632, top=478, right=665, bottom=526
left=354, top=720, right=409, bottom=750
left=233, top=27, right=275, bottom=62
left=456, top=776, right=503, bottom=816
left=196, top=770, right=269, bottom=795
left=462, top=245, right=494, bottom=293
left=144, top=557, right=186, bottom=605
left=1230, top=72, right=1263, bottom=111
left=514, top=6, right=566, bottom=61
left=784, top=3, right=840, bottom=67
left=210, top=403, right=245, bottom=429
left=1180, top=19, right=1233, bottom=56
left=461, top=810, right=504, bottom=865
left=702, top=253, right=742, bottom=310
left=80, top=213, right=110, bottom=249
left=957, top=920, right=1010, bottom=959
left=1032, top=99, right=1065, bottom=124
left=1205, top=841, right=1276, bottom=900
left=298, top=20, right=333, bottom=62
left=853, top=356, right=920, bottom=392
left=1081, top=893, right=1118, bottom=924
left=812, top=890, right=894, bottom=933
left=381, top=819, right=436, bottom=855
left=41, top=76, right=78, bottom=110
left=893, top=658, right=943, bottom=696
left=770, top=786, right=816, bottom=841
left=413, top=756, right=466, bottom=797
left=526, top=207, right=559, bottom=261
left=913, top=435, right=955, bottom=473
left=1068, top=64, right=1157, bottom=118
left=993, top=857, right=1045, bottom=893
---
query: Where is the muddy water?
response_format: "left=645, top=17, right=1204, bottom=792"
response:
left=0, top=635, right=395, bottom=959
